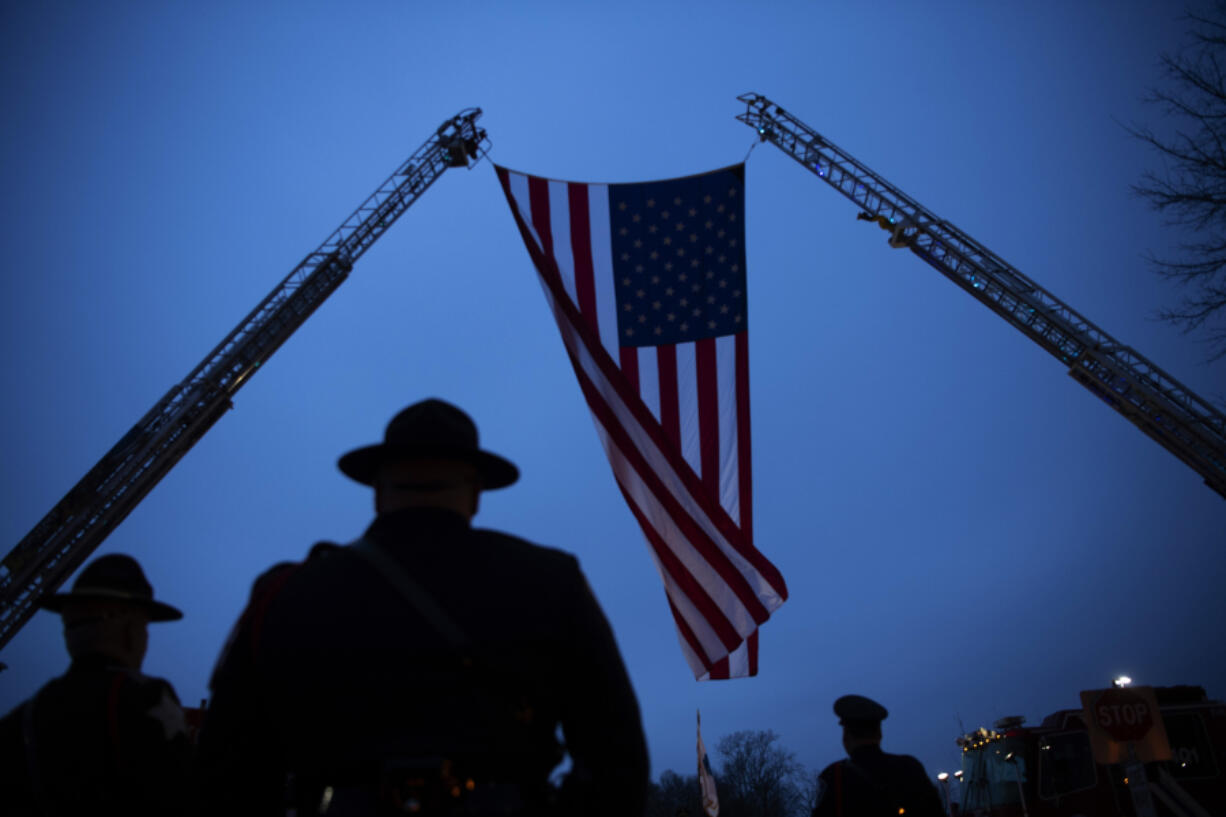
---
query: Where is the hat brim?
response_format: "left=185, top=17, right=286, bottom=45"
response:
left=834, top=694, right=889, bottom=723
left=39, top=589, right=184, bottom=622
left=338, top=443, right=519, bottom=490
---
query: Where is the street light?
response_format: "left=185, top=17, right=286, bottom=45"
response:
left=1113, top=675, right=1133, bottom=688
left=1003, top=752, right=1029, bottom=817
left=937, top=772, right=951, bottom=816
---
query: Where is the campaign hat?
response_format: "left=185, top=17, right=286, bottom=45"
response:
left=834, top=694, right=889, bottom=725
left=338, top=398, right=519, bottom=490
left=39, top=554, right=183, bottom=622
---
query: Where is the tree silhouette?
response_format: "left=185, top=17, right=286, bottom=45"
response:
left=715, top=730, right=807, bottom=817
left=644, top=769, right=702, bottom=817
left=644, top=729, right=816, bottom=817
left=1132, top=3, right=1226, bottom=359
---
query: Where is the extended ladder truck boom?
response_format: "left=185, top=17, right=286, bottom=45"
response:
left=0, top=109, right=490, bottom=651
left=737, top=93, right=1226, bottom=500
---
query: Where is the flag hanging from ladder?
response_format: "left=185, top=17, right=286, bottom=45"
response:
left=494, top=163, right=787, bottom=679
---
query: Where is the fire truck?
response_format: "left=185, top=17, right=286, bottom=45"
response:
left=956, top=685, right=1226, bottom=816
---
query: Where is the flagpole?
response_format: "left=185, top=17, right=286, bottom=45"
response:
left=698, top=709, right=720, bottom=817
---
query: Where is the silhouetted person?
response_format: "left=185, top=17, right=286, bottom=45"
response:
left=0, top=554, right=193, bottom=816
left=812, top=694, right=943, bottom=817
left=199, top=398, right=648, bottom=816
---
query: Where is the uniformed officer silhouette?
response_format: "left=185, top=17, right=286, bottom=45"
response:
left=0, top=554, right=193, bottom=816
left=812, top=694, right=943, bottom=817
left=199, top=398, right=648, bottom=816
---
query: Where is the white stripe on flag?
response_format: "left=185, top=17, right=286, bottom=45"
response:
left=682, top=638, right=705, bottom=681
left=716, top=334, right=740, bottom=524
left=587, top=183, right=619, bottom=358
left=507, top=173, right=543, bottom=256
left=724, top=635, right=750, bottom=678
left=638, top=348, right=661, bottom=421
left=548, top=179, right=577, bottom=304
left=676, top=341, right=701, bottom=476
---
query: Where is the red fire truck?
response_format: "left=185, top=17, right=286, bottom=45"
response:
left=956, top=685, right=1225, bottom=816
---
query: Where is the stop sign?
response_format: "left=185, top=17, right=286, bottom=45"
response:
left=1081, top=685, right=1170, bottom=764
left=1092, top=688, right=1154, bottom=742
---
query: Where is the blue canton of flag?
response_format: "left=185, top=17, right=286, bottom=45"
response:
left=611, top=170, right=747, bottom=347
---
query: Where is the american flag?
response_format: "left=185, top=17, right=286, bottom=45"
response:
left=698, top=710, right=720, bottom=816
left=494, top=163, right=787, bottom=679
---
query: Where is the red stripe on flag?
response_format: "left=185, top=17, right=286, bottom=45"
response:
left=528, top=176, right=553, bottom=257
left=747, top=627, right=759, bottom=676
left=657, top=345, right=680, bottom=452
left=696, top=337, right=719, bottom=498
left=620, top=347, right=639, bottom=392
left=568, top=183, right=597, bottom=330
left=708, top=656, right=730, bottom=680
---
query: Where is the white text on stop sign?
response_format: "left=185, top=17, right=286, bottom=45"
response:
left=1098, top=702, right=1149, bottom=727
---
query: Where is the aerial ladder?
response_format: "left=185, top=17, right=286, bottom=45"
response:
left=737, top=93, right=1226, bottom=501
left=0, top=109, right=490, bottom=651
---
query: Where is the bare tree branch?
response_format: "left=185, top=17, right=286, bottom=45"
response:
left=715, top=730, right=808, bottom=817
left=1132, top=2, right=1226, bottom=359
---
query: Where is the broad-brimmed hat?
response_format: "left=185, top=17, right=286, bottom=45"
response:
left=39, top=554, right=183, bottom=622
left=834, top=694, right=889, bottom=725
left=338, top=398, right=519, bottom=490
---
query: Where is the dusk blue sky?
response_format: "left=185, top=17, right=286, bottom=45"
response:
left=2, top=0, right=1223, bottom=795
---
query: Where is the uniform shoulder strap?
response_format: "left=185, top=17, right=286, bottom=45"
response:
left=348, top=537, right=471, bottom=651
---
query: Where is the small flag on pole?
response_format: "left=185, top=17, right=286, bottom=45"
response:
left=698, top=710, right=719, bottom=817
left=494, top=163, right=787, bottom=679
